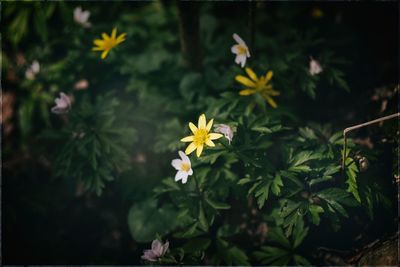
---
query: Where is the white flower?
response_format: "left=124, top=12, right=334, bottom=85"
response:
left=141, top=239, right=169, bottom=262
left=25, top=60, right=40, bottom=80
left=51, top=92, right=72, bottom=114
left=171, top=151, right=193, bottom=184
left=231, top=33, right=250, bottom=68
left=309, top=57, right=323, bottom=76
left=74, top=79, right=89, bottom=90
left=214, top=124, right=235, bottom=144
left=73, top=6, right=91, bottom=28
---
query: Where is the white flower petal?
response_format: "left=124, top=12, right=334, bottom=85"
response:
left=188, top=168, right=193, bottom=176
left=231, top=44, right=240, bottom=54
left=238, top=54, right=247, bottom=68
left=178, top=150, right=190, bottom=164
left=181, top=174, right=189, bottom=184
left=233, top=33, right=245, bottom=45
left=161, top=241, right=169, bottom=256
left=171, top=159, right=182, bottom=170
left=175, top=171, right=187, bottom=182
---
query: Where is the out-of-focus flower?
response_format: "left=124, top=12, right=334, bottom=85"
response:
left=214, top=124, right=235, bottom=144
left=171, top=151, right=193, bottom=184
left=141, top=239, right=169, bottom=262
left=181, top=114, right=223, bottom=157
left=74, top=79, right=89, bottom=90
left=16, top=53, right=26, bottom=66
left=133, top=153, right=147, bottom=163
left=235, top=67, right=280, bottom=108
left=51, top=92, right=72, bottom=114
left=92, top=28, right=126, bottom=59
left=309, top=57, right=323, bottom=76
left=25, top=60, right=40, bottom=80
left=311, top=8, right=324, bottom=18
left=231, top=33, right=250, bottom=68
left=1, top=92, right=16, bottom=136
left=74, top=6, right=91, bottom=28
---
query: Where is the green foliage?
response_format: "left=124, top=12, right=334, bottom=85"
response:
left=52, top=93, right=137, bottom=196
left=254, top=218, right=310, bottom=265
left=128, top=198, right=179, bottom=243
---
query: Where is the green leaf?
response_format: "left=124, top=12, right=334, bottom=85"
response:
left=292, top=218, right=308, bottom=248
left=308, top=204, right=324, bottom=225
left=255, top=180, right=272, bottom=209
left=345, top=157, right=361, bottom=202
left=198, top=203, right=209, bottom=232
left=271, top=173, right=283, bottom=196
left=128, top=198, right=178, bottom=242
left=183, top=238, right=211, bottom=253
left=205, top=197, right=231, bottom=210
left=268, top=227, right=291, bottom=249
left=293, top=254, right=311, bottom=266
left=238, top=178, right=252, bottom=185
left=289, top=151, right=318, bottom=167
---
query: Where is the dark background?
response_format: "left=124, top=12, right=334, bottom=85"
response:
left=2, top=1, right=398, bottom=264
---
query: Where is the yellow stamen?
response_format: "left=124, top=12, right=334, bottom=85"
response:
left=180, top=162, right=190, bottom=172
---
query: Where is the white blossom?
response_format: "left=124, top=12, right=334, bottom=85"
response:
left=51, top=92, right=72, bottom=114
left=25, top=60, right=40, bottom=80
left=141, top=239, right=169, bottom=262
left=231, top=33, right=250, bottom=68
left=309, top=57, right=323, bottom=76
left=73, top=6, right=91, bottom=28
left=171, top=151, right=193, bottom=184
left=214, top=124, right=235, bottom=144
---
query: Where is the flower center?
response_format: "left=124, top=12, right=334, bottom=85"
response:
left=193, top=128, right=208, bottom=146
left=255, top=77, right=268, bottom=91
left=103, top=38, right=117, bottom=51
left=237, top=45, right=247, bottom=55
left=180, top=162, right=191, bottom=172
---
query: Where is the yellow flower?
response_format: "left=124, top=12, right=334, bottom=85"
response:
left=181, top=114, right=223, bottom=157
left=235, top=67, right=280, bottom=108
left=92, top=28, right=126, bottom=59
left=311, top=8, right=324, bottom=19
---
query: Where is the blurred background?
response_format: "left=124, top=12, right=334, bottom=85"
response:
left=1, top=1, right=398, bottom=264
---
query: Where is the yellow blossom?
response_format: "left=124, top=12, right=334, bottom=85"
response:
left=181, top=114, right=223, bottom=157
left=92, top=28, right=126, bottom=59
left=311, top=8, right=324, bottom=19
left=235, top=67, right=280, bottom=108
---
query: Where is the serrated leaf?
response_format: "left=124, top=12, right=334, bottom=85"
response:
left=205, top=197, right=231, bottom=210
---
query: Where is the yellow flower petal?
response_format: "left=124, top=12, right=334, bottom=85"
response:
left=235, top=75, right=256, bottom=87
left=268, top=89, right=280, bottom=96
left=101, top=50, right=110, bottom=59
left=185, top=142, right=197, bottom=155
left=266, top=71, right=273, bottom=82
left=196, top=144, right=204, bottom=157
left=239, top=89, right=257, bottom=96
left=262, top=93, right=278, bottom=108
left=102, top=33, right=110, bottom=40
left=206, top=139, right=215, bottom=147
left=111, top=28, right=117, bottom=39
left=92, top=47, right=104, bottom=51
left=181, top=136, right=194, bottom=142
left=198, top=114, right=206, bottom=129
left=206, top=119, right=214, bottom=132
left=245, top=67, right=258, bottom=82
left=93, top=39, right=104, bottom=46
left=209, top=133, right=223, bottom=140
left=189, top=122, right=197, bottom=134
left=116, top=33, right=126, bottom=44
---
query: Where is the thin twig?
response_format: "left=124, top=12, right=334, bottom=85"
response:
left=342, top=112, right=399, bottom=170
